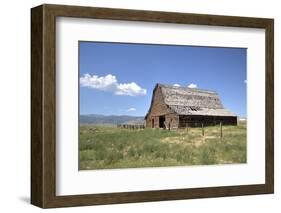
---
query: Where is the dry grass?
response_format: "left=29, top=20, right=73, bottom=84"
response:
left=79, top=123, right=246, bottom=170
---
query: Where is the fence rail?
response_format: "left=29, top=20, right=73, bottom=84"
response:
left=117, top=124, right=145, bottom=129
left=118, top=122, right=226, bottom=138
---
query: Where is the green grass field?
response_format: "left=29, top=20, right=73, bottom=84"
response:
left=79, top=123, right=246, bottom=170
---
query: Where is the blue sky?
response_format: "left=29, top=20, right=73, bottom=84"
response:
left=79, top=41, right=246, bottom=117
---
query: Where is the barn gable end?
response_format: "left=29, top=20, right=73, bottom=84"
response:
left=145, top=85, right=178, bottom=128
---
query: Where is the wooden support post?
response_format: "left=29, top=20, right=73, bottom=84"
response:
left=202, top=123, right=204, bottom=136
left=220, top=122, right=223, bottom=138
left=186, top=123, right=188, bottom=134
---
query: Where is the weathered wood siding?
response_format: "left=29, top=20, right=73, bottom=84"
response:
left=145, top=86, right=178, bottom=128
left=179, top=115, right=237, bottom=127
left=164, top=113, right=179, bottom=129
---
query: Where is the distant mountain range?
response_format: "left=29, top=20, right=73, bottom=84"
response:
left=80, top=114, right=145, bottom=125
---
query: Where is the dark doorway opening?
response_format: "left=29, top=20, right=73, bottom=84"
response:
left=151, top=119, right=154, bottom=128
left=159, top=116, right=165, bottom=128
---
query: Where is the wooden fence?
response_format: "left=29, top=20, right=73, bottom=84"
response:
left=184, top=122, right=223, bottom=138
left=118, top=122, right=224, bottom=138
left=117, top=124, right=145, bottom=129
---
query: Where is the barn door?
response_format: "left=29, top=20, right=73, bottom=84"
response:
left=159, top=116, right=165, bottom=128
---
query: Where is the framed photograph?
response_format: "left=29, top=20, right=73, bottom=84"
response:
left=31, top=4, right=274, bottom=208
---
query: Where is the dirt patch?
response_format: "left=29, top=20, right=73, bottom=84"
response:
left=161, top=136, right=191, bottom=145
left=161, top=135, right=217, bottom=147
left=162, top=134, right=220, bottom=148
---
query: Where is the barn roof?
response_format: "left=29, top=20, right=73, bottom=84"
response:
left=156, top=84, right=236, bottom=117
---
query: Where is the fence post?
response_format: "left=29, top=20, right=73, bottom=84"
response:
left=202, top=123, right=204, bottom=136
left=220, top=122, right=223, bottom=138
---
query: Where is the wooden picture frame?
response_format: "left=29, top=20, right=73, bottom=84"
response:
left=31, top=4, right=274, bottom=208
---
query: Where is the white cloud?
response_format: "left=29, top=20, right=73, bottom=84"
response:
left=116, top=82, right=146, bottom=96
left=188, top=83, right=197, bottom=88
left=127, top=108, right=136, bottom=112
left=173, top=84, right=180, bottom=87
left=80, top=74, right=147, bottom=96
left=80, top=74, right=117, bottom=91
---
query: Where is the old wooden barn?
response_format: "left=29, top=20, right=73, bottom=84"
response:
left=145, top=84, right=237, bottom=129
